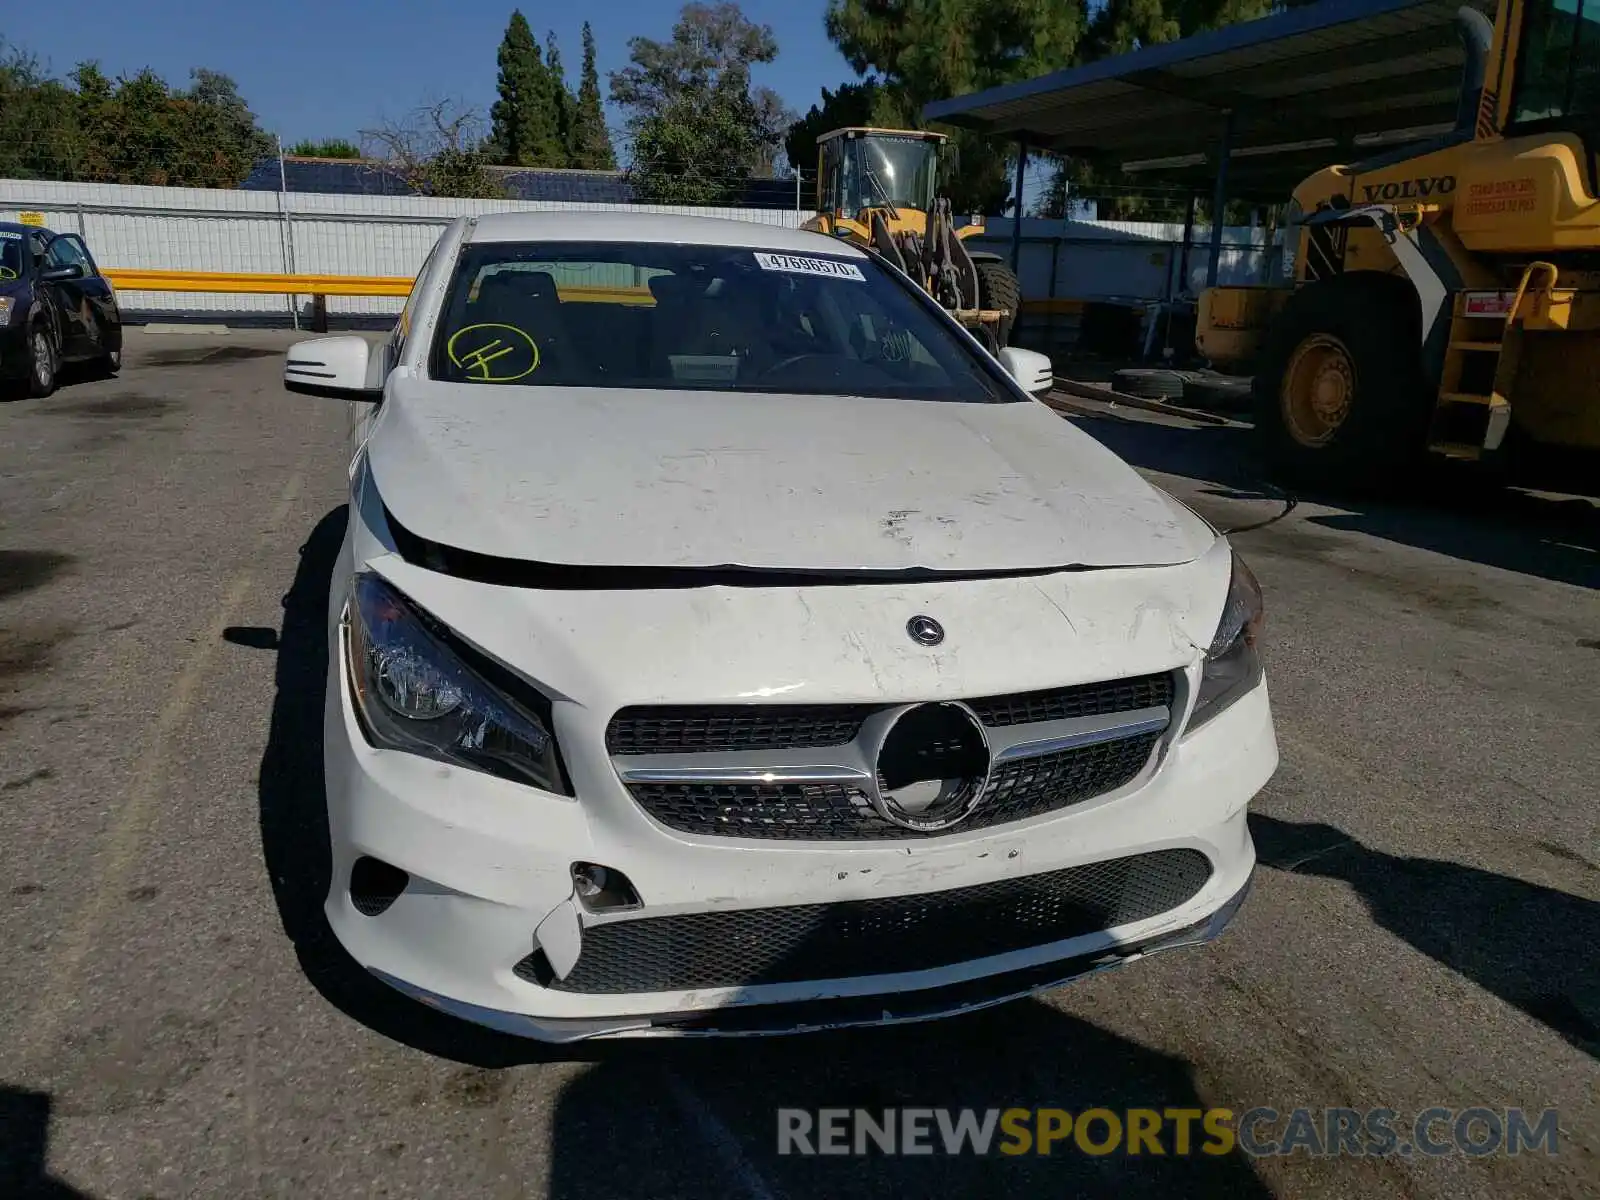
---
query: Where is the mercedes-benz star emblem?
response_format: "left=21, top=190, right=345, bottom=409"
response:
left=906, top=615, right=945, bottom=646
left=861, top=702, right=991, bottom=832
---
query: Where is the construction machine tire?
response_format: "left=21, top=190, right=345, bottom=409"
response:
left=1252, top=274, right=1429, bottom=492
left=973, top=259, right=1020, bottom=348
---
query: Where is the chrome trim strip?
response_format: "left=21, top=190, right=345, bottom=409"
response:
left=617, top=763, right=872, bottom=785
left=986, top=706, right=1170, bottom=762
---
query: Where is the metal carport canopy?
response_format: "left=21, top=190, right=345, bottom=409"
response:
left=923, top=0, right=1494, bottom=195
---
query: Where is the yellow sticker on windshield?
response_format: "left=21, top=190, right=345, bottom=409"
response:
left=446, top=323, right=540, bottom=382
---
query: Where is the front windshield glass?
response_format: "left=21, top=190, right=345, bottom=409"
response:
left=839, top=136, right=939, bottom=215
left=1511, top=0, right=1600, bottom=125
left=0, top=232, right=24, bottom=280
left=428, top=240, right=1012, bottom=403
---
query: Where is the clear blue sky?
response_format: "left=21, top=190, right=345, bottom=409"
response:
left=4, top=0, right=855, bottom=150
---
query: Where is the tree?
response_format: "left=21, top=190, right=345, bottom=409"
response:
left=610, top=3, right=793, bottom=202
left=824, top=0, right=1089, bottom=212
left=0, top=44, right=83, bottom=180
left=362, top=101, right=505, bottom=198
left=783, top=79, right=881, bottom=185
left=288, top=138, right=361, bottom=158
left=489, top=11, right=564, bottom=167
left=544, top=31, right=574, bottom=164
left=569, top=22, right=616, bottom=169
left=0, top=49, right=272, bottom=187
left=175, top=68, right=275, bottom=184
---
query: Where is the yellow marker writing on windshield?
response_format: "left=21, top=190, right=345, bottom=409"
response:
left=446, top=323, right=540, bottom=383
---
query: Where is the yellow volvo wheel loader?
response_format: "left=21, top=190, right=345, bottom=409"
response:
left=802, top=128, right=1023, bottom=349
left=1198, top=0, right=1599, bottom=487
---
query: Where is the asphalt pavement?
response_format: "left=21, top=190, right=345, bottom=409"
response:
left=0, top=329, right=1595, bottom=1199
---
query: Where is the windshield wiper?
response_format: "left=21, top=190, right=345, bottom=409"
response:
left=861, top=160, right=901, bottom=221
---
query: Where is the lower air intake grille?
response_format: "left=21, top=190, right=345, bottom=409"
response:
left=626, top=729, right=1162, bottom=840
left=523, top=848, right=1211, bottom=994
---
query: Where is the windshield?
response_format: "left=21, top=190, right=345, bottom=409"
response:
left=839, top=136, right=939, bottom=215
left=1511, top=0, right=1600, bottom=126
left=0, top=233, right=24, bottom=280
left=428, top=240, right=1012, bottom=403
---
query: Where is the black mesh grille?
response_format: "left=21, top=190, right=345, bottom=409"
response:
left=606, top=705, right=877, bottom=755
left=966, top=672, right=1174, bottom=727
left=526, top=848, right=1212, bottom=994
left=606, top=672, right=1174, bottom=754
left=626, top=731, right=1160, bottom=840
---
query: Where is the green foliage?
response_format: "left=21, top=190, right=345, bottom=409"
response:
left=783, top=79, right=881, bottom=185
left=822, top=0, right=1088, bottom=212
left=611, top=2, right=792, bottom=199
left=544, top=31, right=575, bottom=161
left=489, top=11, right=566, bottom=167
left=0, top=46, right=272, bottom=187
left=570, top=23, right=617, bottom=170
left=288, top=138, right=361, bottom=158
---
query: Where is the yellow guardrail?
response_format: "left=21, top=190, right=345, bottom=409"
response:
left=104, top=269, right=413, bottom=296
left=101, top=270, right=660, bottom=330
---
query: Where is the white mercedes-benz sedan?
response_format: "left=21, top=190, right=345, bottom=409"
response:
left=282, top=211, right=1277, bottom=1041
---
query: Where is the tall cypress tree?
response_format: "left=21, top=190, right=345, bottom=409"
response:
left=490, top=11, right=541, bottom=165
left=489, top=11, right=565, bottom=166
left=544, top=30, right=574, bottom=166
left=570, top=22, right=616, bottom=170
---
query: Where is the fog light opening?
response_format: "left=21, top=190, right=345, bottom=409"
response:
left=571, top=862, right=642, bottom=912
left=350, top=856, right=410, bottom=916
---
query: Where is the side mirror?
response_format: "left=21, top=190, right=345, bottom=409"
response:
left=284, top=336, right=381, bottom=402
left=998, top=346, right=1054, bottom=396
left=39, top=264, right=85, bottom=282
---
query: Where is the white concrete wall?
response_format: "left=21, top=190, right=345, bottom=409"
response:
left=0, top=178, right=819, bottom=319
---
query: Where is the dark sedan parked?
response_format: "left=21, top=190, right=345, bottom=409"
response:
left=1, top=221, right=122, bottom=397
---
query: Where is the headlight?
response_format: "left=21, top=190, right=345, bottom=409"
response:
left=344, top=573, right=568, bottom=793
left=0, top=297, right=14, bottom=324
left=1188, top=550, right=1264, bottom=730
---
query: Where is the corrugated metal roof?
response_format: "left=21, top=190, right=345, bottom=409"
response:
left=923, top=0, right=1495, bottom=182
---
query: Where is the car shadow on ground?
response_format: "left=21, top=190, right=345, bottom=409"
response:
left=544, top=1003, right=1274, bottom=1199
left=256, top=506, right=1278, bottom=1196
left=1071, top=411, right=1600, bottom=591
left=1251, top=815, right=1600, bottom=1057
left=0, top=1087, right=97, bottom=1198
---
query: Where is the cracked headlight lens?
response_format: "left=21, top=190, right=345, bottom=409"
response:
left=1188, top=550, right=1264, bottom=731
left=344, top=572, right=567, bottom=792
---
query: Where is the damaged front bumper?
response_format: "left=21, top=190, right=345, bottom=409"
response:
left=371, top=873, right=1254, bottom=1041
left=320, top=620, right=1275, bottom=1041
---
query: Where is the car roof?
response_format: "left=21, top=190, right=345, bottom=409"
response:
left=0, top=221, right=54, bottom=237
left=463, top=210, right=868, bottom=258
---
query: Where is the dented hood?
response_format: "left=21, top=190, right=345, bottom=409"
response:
left=368, top=379, right=1215, bottom=574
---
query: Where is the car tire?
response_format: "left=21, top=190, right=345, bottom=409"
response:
left=26, top=322, right=57, bottom=399
left=98, top=345, right=122, bottom=376
left=1251, top=275, right=1429, bottom=492
left=1181, top=373, right=1254, bottom=412
left=1111, top=367, right=1189, bottom=401
left=973, top=258, right=1021, bottom=348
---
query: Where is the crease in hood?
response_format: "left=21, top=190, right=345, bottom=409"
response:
left=367, top=379, right=1216, bottom=579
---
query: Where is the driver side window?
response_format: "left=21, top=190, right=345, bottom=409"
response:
left=44, top=236, right=92, bottom=273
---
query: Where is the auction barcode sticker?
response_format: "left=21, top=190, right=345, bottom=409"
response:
left=754, top=252, right=866, bottom=281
